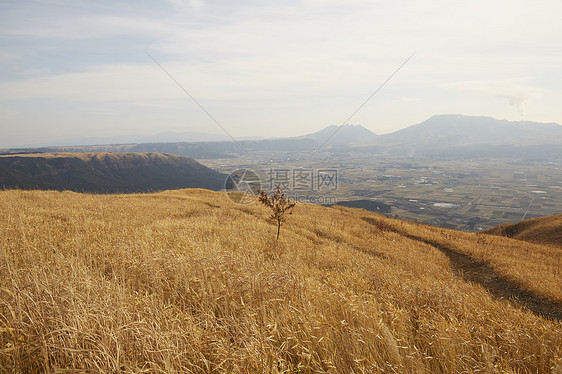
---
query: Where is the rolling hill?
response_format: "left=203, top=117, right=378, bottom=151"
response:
left=1, top=188, right=560, bottom=372
left=483, top=214, right=562, bottom=246
left=0, top=152, right=227, bottom=193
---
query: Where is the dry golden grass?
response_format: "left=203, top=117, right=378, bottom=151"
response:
left=0, top=188, right=561, bottom=373
left=483, top=214, right=562, bottom=247
left=363, top=213, right=562, bottom=304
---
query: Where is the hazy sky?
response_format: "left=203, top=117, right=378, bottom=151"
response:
left=1, top=0, right=561, bottom=147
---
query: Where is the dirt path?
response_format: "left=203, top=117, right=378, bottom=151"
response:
left=363, top=217, right=562, bottom=321
left=406, top=233, right=562, bottom=321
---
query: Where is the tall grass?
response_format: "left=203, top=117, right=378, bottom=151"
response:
left=363, top=211, right=562, bottom=304
left=0, top=189, right=561, bottom=373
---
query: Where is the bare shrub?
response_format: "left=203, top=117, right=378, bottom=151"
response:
left=258, top=187, right=296, bottom=240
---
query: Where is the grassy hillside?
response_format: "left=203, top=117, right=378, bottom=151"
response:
left=0, top=189, right=561, bottom=373
left=331, top=199, right=391, bottom=213
left=483, top=214, right=562, bottom=246
left=0, top=152, right=227, bottom=193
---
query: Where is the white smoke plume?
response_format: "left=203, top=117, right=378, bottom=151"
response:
left=446, top=79, right=543, bottom=120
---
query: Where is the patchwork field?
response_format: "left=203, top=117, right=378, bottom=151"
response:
left=202, top=152, right=562, bottom=231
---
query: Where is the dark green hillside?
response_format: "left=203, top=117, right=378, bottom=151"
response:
left=0, top=152, right=227, bottom=193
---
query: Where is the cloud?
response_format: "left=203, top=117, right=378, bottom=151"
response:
left=445, top=79, right=543, bottom=118
left=0, top=52, right=22, bottom=72
left=0, top=54, right=387, bottom=104
left=166, top=0, right=205, bottom=10
left=0, top=14, right=171, bottom=40
left=0, top=105, right=19, bottom=119
left=1, top=0, right=561, bottom=145
left=0, top=64, right=183, bottom=102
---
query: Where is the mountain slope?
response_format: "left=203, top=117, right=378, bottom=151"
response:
left=0, top=188, right=560, bottom=373
left=377, top=114, right=562, bottom=148
left=0, top=152, right=227, bottom=193
left=483, top=214, right=562, bottom=246
left=299, top=124, right=378, bottom=147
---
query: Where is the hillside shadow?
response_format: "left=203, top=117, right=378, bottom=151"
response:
left=362, top=218, right=562, bottom=321
left=418, top=236, right=562, bottom=322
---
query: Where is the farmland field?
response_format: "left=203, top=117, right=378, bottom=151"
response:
left=203, top=152, right=562, bottom=231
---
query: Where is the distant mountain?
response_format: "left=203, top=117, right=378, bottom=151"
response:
left=3, top=115, right=561, bottom=160
left=482, top=214, right=562, bottom=246
left=129, top=138, right=317, bottom=155
left=80, top=131, right=233, bottom=145
left=299, top=124, right=378, bottom=147
left=376, top=114, right=562, bottom=148
left=1, top=138, right=318, bottom=160
left=0, top=152, right=227, bottom=193
left=15, top=131, right=235, bottom=148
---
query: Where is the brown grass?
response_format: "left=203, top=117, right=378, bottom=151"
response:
left=361, top=212, right=562, bottom=305
left=0, top=189, right=561, bottom=373
left=483, top=214, right=562, bottom=247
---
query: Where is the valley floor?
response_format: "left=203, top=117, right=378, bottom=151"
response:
left=202, top=153, right=562, bottom=231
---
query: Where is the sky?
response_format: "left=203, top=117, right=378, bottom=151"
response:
left=1, top=0, right=561, bottom=148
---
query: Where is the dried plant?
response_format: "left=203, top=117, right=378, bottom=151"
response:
left=258, top=187, right=296, bottom=240
left=1, top=189, right=561, bottom=373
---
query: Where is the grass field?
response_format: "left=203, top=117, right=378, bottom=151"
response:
left=1, top=189, right=561, bottom=373
left=483, top=214, right=562, bottom=247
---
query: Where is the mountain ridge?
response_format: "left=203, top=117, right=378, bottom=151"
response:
left=297, top=124, right=378, bottom=147
left=374, top=114, right=562, bottom=148
left=2, top=114, right=561, bottom=158
left=0, top=152, right=227, bottom=193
